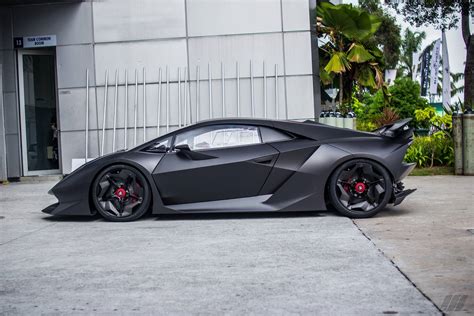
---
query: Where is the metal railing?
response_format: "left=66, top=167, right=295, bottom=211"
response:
left=84, top=61, right=287, bottom=159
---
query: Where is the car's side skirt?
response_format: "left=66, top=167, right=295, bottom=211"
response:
left=165, top=195, right=276, bottom=213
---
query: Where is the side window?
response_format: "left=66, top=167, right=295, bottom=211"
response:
left=260, top=127, right=293, bottom=143
left=175, top=125, right=261, bottom=150
left=145, top=137, right=171, bottom=153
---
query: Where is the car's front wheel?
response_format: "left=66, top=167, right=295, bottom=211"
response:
left=328, top=159, right=392, bottom=218
left=92, top=164, right=151, bottom=222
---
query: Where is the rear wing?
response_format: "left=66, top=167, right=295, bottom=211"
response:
left=372, top=118, right=413, bottom=139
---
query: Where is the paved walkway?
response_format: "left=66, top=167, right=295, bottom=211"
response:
left=355, top=176, right=474, bottom=315
left=0, top=178, right=462, bottom=314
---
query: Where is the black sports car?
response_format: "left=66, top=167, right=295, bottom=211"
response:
left=43, top=118, right=416, bottom=222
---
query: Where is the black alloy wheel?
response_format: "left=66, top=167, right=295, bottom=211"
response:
left=92, top=164, right=151, bottom=222
left=328, top=159, right=392, bottom=218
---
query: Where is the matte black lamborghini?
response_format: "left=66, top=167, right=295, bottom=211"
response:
left=42, top=118, right=416, bottom=222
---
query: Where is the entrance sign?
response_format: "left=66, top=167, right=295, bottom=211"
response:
left=13, top=35, right=56, bottom=48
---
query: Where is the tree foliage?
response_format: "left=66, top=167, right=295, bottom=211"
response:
left=355, top=78, right=430, bottom=130
left=386, top=0, right=473, bottom=109
left=317, top=2, right=384, bottom=107
left=359, top=0, right=402, bottom=69
left=385, top=0, right=468, bottom=31
left=398, top=29, right=426, bottom=79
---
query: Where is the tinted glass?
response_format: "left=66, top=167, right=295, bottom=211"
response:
left=260, top=127, right=293, bottom=143
left=146, top=138, right=171, bottom=152
left=175, top=125, right=261, bottom=150
left=22, top=54, right=58, bottom=171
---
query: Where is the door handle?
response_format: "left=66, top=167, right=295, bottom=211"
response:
left=252, top=155, right=277, bottom=165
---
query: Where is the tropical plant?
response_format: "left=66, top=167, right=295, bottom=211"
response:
left=359, top=0, right=402, bottom=69
left=414, top=107, right=452, bottom=136
left=360, top=77, right=430, bottom=129
left=387, top=0, right=473, bottom=110
left=434, top=72, right=465, bottom=97
left=405, top=104, right=454, bottom=168
left=450, top=72, right=465, bottom=97
left=405, top=139, right=430, bottom=167
left=317, top=2, right=383, bottom=107
left=404, top=135, right=454, bottom=168
left=374, top=107, right=400, bottom=128
left=398, top=29, right=426, bottom=79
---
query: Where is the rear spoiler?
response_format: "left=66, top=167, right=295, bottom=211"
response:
left=372, top=118, right=413, bottom=139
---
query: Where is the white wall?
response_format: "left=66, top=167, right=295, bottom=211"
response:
left=3, top=0, right=315, bottom=175
left=0, top=63, right=7, bottom=181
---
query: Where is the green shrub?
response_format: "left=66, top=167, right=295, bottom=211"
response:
left=405, top=138, right=430, bottom=167
left=354, top=77, right=430, bottom=129
left=404, top=135, right=454, bottom=168
left=356, top=120, right=377, bottom=131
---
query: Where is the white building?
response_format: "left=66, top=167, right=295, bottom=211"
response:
left=0, top=0, right=320, bottom=179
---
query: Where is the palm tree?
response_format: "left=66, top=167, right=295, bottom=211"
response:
left=435, top=71, right=465, bottom=97
left=317, top=2, right=384, bottom=107
left=399, top=29, right=426, bottom=79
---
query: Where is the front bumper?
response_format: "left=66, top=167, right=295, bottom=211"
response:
left=41, top=199, right=93, bottom=216
left=41, top=202, right=59, bottom=214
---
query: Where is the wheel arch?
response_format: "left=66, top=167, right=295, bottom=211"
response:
left=88, top=160, right=158, bottom=216
left=323, top=156, right=395, bottom=207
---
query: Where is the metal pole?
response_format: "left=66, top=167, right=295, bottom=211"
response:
left=143, top=68, right=146, bottom=143
left=221, top=62, right=225, bottom=117
left=85, top=69, right=89, bottom=161
left=184, top=67, right=188, bottom=126
left=178, top=68, right=182, bottom=128
left=263, top=61, right=267, bottom=119
left=236, top=62, right=240, bottom=117
left=134, top=69, right=138, bottom=146
left=208, top=63, right=213, bottom=118
left=196, top=66, right=200, bottom=122
left=124, top=69, right=128, bottom=149
left=275, top=64, right=279, bottom=120
left=112, top=69, right=118, bottom=152
left=250, top=60, right=254, bottom=117
left=100, top=69, right=108, bottom=156
left=166, top=66, right=170, bottom=132
left=157, top=68, right=162, bottom=137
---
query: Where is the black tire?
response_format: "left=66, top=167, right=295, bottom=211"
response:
left=328, top=159, right=392, bottom=218
left=92, top=164, right=151, bottom=222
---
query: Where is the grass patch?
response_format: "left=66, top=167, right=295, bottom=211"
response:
left=409, top=166, right=454, bottom=176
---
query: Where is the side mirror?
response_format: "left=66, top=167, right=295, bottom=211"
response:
left=146, top=144, right=168, bottom=153
left=174, top=143, right=216, bottom=161
left=174, top=144, right=191, bottom=152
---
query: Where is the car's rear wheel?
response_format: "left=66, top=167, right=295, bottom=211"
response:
left=328, top=159, right=392, bottom=218
left=92, top=164, right=151, bottom=222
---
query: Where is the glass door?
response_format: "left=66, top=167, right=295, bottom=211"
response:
left=18, top=50, right=60, bottom=176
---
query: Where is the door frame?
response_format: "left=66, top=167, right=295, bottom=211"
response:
left=17, top=49, right=61, bottom=176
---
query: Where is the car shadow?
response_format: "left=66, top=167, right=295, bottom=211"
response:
left=40, top=208, right=410, bottom=222
left=41, top=214, right=103, bottom=222
left=41, top=211, right=331, bottom=222
left=154, top=211, right=330, bottom=221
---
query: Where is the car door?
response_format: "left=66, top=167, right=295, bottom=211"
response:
left=152, top=124, right=279, bottom=205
